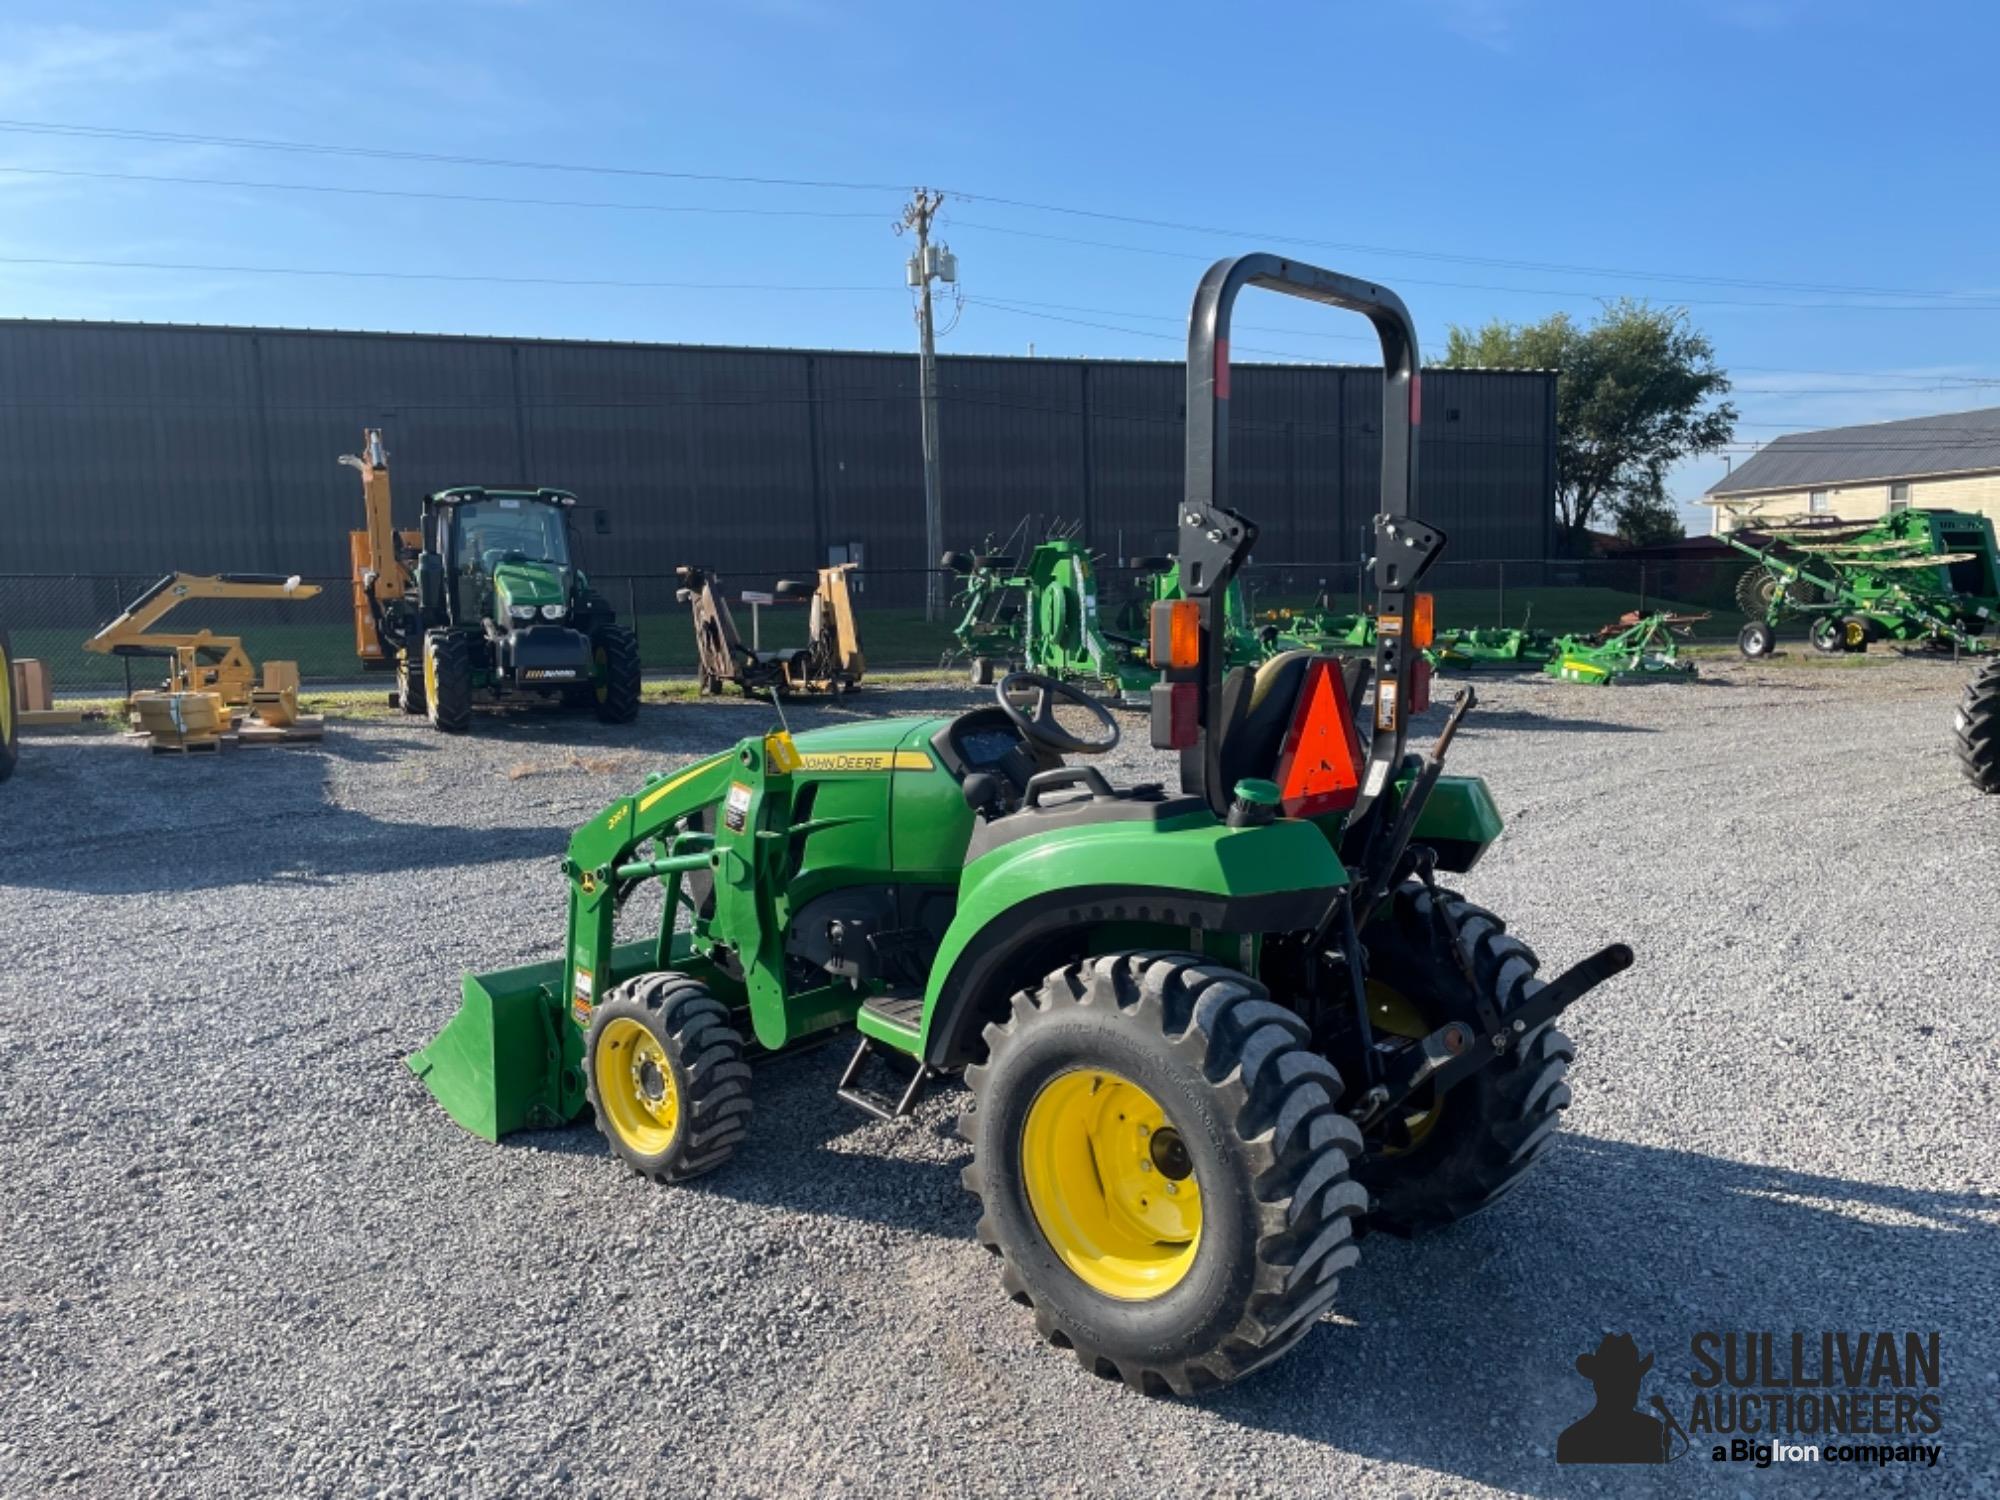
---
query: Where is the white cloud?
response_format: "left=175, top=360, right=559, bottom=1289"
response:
left=1425, top=0, right=1521, bottom=51
left=0, top=4, right=278, bottom=111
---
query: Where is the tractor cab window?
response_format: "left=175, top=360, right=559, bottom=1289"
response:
left=450, top=500, right=571, bottom=576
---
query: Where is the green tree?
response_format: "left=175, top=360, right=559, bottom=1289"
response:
left=1438, top=302, right=1734, bottom=553
left=1610, top=483, right=1686, bottom=547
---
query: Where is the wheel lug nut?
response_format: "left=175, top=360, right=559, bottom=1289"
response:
left=1139, top=1159, right=1152, bottom=1172
left=1165, top=1181, right=1179, bottom=1196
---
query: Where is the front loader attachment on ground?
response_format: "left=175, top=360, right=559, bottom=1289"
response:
left=408, top=956, right=579, bottom=1142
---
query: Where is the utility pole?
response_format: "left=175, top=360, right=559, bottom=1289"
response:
left=900, top=188, right=955, bottom=619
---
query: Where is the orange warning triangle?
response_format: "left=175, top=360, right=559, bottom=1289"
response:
left=1274, top=657, right=1364, bottom=818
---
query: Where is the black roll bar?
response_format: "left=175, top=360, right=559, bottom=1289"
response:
left=1176, top=255, right=1442, bottom=822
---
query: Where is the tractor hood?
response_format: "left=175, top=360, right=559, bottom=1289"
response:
left=493, top=560, right=568, bottom=614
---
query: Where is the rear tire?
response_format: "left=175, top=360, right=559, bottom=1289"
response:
left=1954, top=659, right=2000, bottom=793
left=585, top=972, right=752, bottom=1183
left=591, top=625, right=642, bottom=723
left=0, top=627, right=18, bottom=784
left=1354, top=882, right=1575, bottom=1236
left=962, top=951, right=1365, bottom=1397
left=424, top=632, right=473, bottom=734
left=395, top=650, right=426, bottom=715
left=970, top=656, right=995, bottom=687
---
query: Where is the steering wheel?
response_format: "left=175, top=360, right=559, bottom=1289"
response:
left=994, top=671, right=1121, bottom=756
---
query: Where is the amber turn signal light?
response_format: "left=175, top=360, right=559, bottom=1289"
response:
left=1411, top=592, right=1435, bottom=650
left=1149, top=599, right=1201, bottom=670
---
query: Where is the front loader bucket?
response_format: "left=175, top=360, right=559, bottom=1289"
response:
left=406, top=958, right=577, bottom=1142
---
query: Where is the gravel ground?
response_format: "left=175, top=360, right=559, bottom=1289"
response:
left=2, top=656, right=1996, bottom=1499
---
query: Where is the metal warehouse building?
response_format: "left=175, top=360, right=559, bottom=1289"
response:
left=0, top=321, right=1555, bottom=591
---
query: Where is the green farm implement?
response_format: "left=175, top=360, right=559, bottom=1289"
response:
left=1431, top=623, right=1556, bottom=673
left=1955, top=658, right=2000, bottom=792
left=1253, top=579, right=1379, bottom=657
left=943, top=524, right=1154, bottom=701
left=412, top=256, right=1633, bottom=1396
left=1542, top=612, right=1701, bottom=686
left=1139, top=558, right=1369, bottom=664
left=1715, top=504, right=2000, bottom=658
left=345, top=431, right=642, bottom=733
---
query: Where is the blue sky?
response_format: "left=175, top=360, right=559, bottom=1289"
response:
left=5, top=0, right=1999, bottom=523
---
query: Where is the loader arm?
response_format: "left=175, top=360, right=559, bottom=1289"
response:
left=84, top=572, right=322, bottom=701
left=340, top=429, right=417, bottom=662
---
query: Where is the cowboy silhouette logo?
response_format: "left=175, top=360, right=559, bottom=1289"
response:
left=1558, top=1334, right=1689, bottom=1464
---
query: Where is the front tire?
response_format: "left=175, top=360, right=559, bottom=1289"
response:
left=591, top=625, right=643, bottom=723
left=962, top=952, right=1366, bottom=1397
left=1355, top=882, right=1575, bottom=1236
left=0, top=627, right=18, bottom=784
left=395, top=650, right=426, bottom=715
left=1954, top=659, right=2000, bottom=793
left=424, top=632, right=473, bottom=734
left=1808, top=616, right=1847, bottom=655
left=1737, top=620, right=1776, bottom=659
left=585, top=972, right=752, bottom=1182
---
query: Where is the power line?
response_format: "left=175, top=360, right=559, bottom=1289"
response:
left=969, top=298, right=1331, bottom=363
left=0, top=164, right=886, bottom=221
left=0, top=119, right=908, bottom=194
left=2, top=115, right=1991, bottom=305
left=0, top=253, right=903, bottom=295
left=948, top=221, right=2000, bottom=313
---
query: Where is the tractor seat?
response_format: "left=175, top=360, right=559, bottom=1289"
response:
left=1212, top=650, right=1372, bottom=796
left=962, top=767, right=1206, bottom=863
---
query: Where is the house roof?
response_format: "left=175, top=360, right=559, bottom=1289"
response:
left=1707, top=405, right=2000, bottom=495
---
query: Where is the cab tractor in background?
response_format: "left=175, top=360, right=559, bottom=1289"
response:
left=411, top=255, right=1634, bottom=1398
left=343, top=430, right=642, bottom=733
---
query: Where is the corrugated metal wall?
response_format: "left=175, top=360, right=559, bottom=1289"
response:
left=0, top=321, right=1553, bottom=581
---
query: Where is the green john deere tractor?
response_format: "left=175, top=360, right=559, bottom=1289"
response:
left=412, top=256, right=1633, bottom=1396
left=367, top=486, right=642, bottom=734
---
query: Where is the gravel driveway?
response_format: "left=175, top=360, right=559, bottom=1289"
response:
left=2, top=657, right=1995, bottom=1498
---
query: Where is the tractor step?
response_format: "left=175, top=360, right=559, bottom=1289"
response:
left=836, top=1031, right=932, bottom=1123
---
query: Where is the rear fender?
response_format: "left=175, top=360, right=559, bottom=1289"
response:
left=1401, top=773, right=1504, bottom=874
left=918, top=816, right=1344, bottom=1068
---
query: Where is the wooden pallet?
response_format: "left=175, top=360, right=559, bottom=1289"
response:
left=147, top=736, right=224, bottom=755
left=237, top=714, right=325, bottom=746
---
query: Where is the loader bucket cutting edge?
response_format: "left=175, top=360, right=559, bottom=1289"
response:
left=407, top=958, right=572, bottom=1142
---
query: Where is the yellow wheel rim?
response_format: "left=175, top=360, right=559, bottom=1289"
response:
left=1021, top=1069, right=1202, bottom=1301
left=423, top=644, right=439, bottom=709
left=594, top=1017, right=681, bottom=1156
left=1366, top=980, right=1443, bottom=1152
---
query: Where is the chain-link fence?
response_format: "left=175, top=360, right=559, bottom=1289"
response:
left=0, top=559, right=1775, bottom=698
